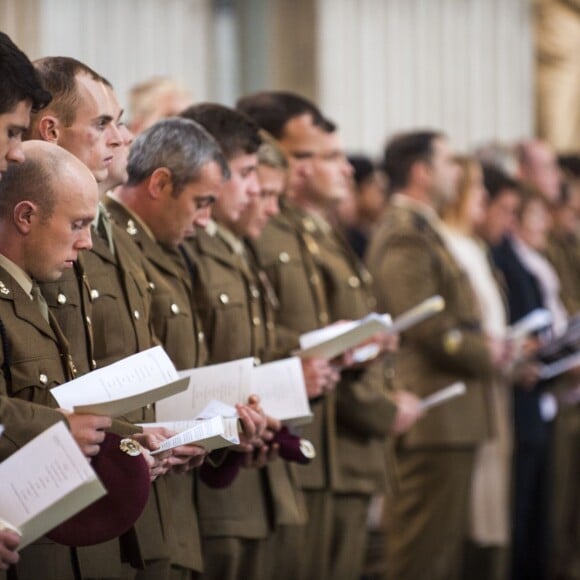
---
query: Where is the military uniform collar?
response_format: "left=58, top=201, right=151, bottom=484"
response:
left=303, top=211, right=332, bottom=236
left=0, top=254, right=33, bottom=299
left=214, top=222, right=246, bottom=257
left=204, top=218, right=218, bottom=237
left=106, top=192, right=156, bottom=242
left=391, top=193, right=444, bottom=233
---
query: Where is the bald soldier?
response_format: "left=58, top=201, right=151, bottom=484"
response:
left=0, top=140, right=115, bottom=580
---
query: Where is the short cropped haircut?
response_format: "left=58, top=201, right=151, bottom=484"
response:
left=32, top=56, right=110, bottom=127
left=0, top=149, right=59, bottom=220
left=180, top=103, right=262, bottom=161
left=383, top=130, right=444, bottom=193
left=0, top=32, right=51, bottom=114
left=126, top=117, right=229, bottom=195
left=236, top=91, right=334, bottom=139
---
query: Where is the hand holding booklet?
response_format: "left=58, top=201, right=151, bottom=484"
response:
left=50, top=346, right=189, bottom=417
left=0, top=422, right=106, bottom=549
left=156, top=358, right=255, bottom=421
left=251, top=357, right=312, bottom=425
left=296, top=295, right=445, bottom=360
left=155, top=356, right=312, bottom=438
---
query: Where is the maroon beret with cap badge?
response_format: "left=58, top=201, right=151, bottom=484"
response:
left=46, top=432, right=150, bottom=547
left=200, top=427, right=315, bottom=488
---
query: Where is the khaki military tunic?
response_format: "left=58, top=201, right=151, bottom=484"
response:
left=366, top=196, right=494, bottom=580
left=292, top=211, right=397, bottom=580
left=0, top=262, right=80, bottom=580
left=253, top=201, right=337, bottom=580
left=40, top=217, right=172, bottom=579
left=0, top=395, right=66, bottom=461
left=545, top=231, right=580, bottom=314
left=183, top=221, right=306, bottom=580
left=105, top=196, right=206, bottom=575
left=254, top=201, right=337, bottom=491
left=544, top=231, right=580, bottom=579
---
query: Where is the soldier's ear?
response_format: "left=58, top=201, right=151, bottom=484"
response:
left=148, top=167, right=173, bottom=199
left=36, top=115, right=61, bottom=144
left=411, top=160, right=431, bottom=188
left=13, top=201, right=38, bottom=234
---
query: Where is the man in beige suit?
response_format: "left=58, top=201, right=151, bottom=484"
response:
left=366, top=130, right=495, bottom=580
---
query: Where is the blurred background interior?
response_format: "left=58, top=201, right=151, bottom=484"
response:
left=1, top=0, right=578, bottom=156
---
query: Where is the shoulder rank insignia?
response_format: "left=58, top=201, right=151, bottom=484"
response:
left=126, top=219, right=138, bottom=236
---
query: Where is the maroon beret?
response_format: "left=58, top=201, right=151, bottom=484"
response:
left=199, top=450, right=245, bottom=489
left=200, top=428, right=316, bottom=489
left=273, top=427, right=315, bottom=465
left=47, top=432, right=150, bottom=547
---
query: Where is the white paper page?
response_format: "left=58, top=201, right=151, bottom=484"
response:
left=299, top=320, right=360, bottom=350
left=296, top=296, right=444, bottom=360
left=507, top=309, right=552, bottom=341
left=420, top=382, right=466, bottom=411
left=296, top=314, right=392, bottom=359
left=195, top=400, right=238, bottom=420
left=140, top=402, right=238, bottom=433
left=251, top=358, right=313, bottom=425
left=0, top=422, right=106, bottom=548
left=539, top=351, right=580, bottom=380
left=50, top=346, right=187, bottom=417
left=156, top=358, right=255, bottom=421
left=390, top=295, right=445, bottom=334
left=151, top=416, right=240, bottom=454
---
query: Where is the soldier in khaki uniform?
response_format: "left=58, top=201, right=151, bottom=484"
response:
left=26, top=58, right=180, bottom=580
left=107, top=117, right=230, bottom=580
left=238, top=92, right=422, bottom=580
left=366, top=131, right=495, bottom=580
left=544, top=184, right=580, bottom=580
left=107, top=118, right=269, bottom=579
left=179, top=104, right=310, bottom=580
left=0, top=141, right=116, bottom=580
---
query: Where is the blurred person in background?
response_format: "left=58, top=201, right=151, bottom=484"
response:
left=335, top=155, right=388, bottom=258
left=490, top=186, right=565, bottom=580
left=516, top=139, right=562, bottom=207
left=128, top=77, right=192, bottom=135
left=367, top=131, right=494, bottom=580
left=440, top=156, right=513, bottom=580
left=478, top=165, right=522, bottom=250
left=544, top=155, right=580, bottom=580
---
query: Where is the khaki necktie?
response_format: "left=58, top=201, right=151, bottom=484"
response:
left=97, top=208, right=115, bottom=256
left=31, top=282, right=49, bottom=323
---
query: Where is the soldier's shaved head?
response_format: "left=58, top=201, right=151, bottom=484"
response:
left=0, top=140, right=94, bottom=220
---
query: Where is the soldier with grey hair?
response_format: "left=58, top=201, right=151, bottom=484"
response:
left=106, top=116, right=269, bottom=580
left=125, top=117, right=230, bottom=197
